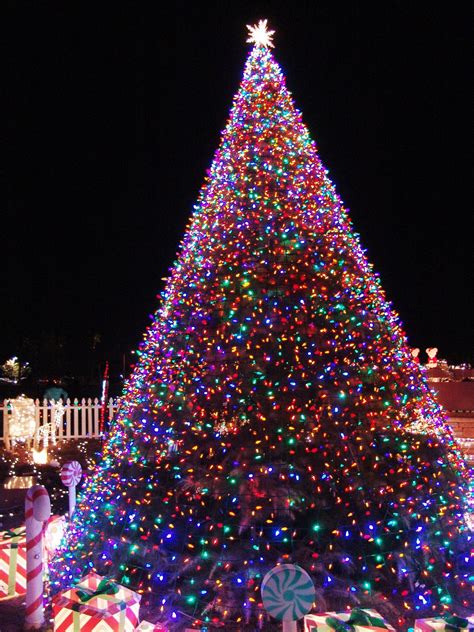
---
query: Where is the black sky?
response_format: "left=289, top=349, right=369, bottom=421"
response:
left=2, top=1, right=472, bottom=381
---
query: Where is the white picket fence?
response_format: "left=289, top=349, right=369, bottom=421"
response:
left=0, top=397, right=119, bottom=448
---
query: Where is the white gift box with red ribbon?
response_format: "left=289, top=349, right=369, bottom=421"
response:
left=52, top=571, right=141, bottom=631
left=304, top=609, right=396, bottom=632
left=0, top=525, right=27, bottom=597
left=134, top=621, right=168, bottom=631
left=414, top=617, right=474, bottom=631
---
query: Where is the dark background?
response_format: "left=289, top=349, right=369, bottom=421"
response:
left=2, top=1, right=472, bottom=396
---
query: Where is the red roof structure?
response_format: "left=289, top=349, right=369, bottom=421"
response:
left=426, top=360, right=474, bottom=462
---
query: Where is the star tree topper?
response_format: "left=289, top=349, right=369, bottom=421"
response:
left=246, top=19, right=275, bottom=49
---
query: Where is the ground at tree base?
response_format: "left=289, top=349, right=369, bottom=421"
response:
left=0, top=595, right=51, bottom=632
left=0, top=597, right=406, bottom=632
left=0, top=443, right=470, bottom=630
left=0, top=597, right=438, bottom=632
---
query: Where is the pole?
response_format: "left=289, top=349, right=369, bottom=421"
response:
left=68, top=484, right=76, bottom=519
left=282, top=622, right=297, bottom=632
left=25, top=485, right=51, bottom=630
left=99, top=360, right=109, bottom=437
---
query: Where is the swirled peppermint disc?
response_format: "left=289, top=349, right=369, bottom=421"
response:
left=60, top=461, right=82, bottom=487
left=261, top=564, right=315, bottom=621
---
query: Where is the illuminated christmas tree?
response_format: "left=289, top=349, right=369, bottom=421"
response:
left=54, top=22, right=473, bottom=630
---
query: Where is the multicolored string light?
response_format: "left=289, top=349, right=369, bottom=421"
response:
left=52, top=26, right=473, bottom=630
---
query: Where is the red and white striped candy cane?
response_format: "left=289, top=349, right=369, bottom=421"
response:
left=25, top=485, right=51, bottom=630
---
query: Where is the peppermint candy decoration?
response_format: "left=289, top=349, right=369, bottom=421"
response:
left=261, top=564, right=315, bottom=621
left=60, top=460, right=82, bottom=487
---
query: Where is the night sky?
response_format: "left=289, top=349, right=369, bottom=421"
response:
left=3, top=1, right=472, bottom=385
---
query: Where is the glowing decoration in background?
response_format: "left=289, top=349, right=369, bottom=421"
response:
left=426, top=348, right=438, bottom=367
left=3, top=475, right=37, bottom=489
left=464, top=493, right=474, bottom=532
left=262, top=564, right=315, bottom=631
left=60, top=461, right=82, bottom=518
left=25, top=485, right=51, bottom=630
left=44, top=514, right=67, bottom=559
left=32, top=447, right=48, bottom=464
left=6, top=395, right=36, bottom=449
left=37, top=400, right=64, bottom=450
left=411, top=348, right=420, bottom=363
left=52, top=20, right=473, bottom=630
left=52, top=400, right=64, bottom=439
left=0, top=355, right=31, bottom=383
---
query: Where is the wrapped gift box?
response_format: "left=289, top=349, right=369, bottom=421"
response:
left=305, top=608, right=396, bottom=631
left=414, top=616, right=474, bottom=631
left=0, top=525, right=27, bottom=597
left=52, top=571, right=141, bottom=631
left=135, top=622, right=168, bottom=631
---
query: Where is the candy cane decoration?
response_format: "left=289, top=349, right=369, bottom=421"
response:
left=261, top=564, right=315, bottom=632
left=60, top=460, right=82, bottom=518
left=25, top=485, right=51, bottom=630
